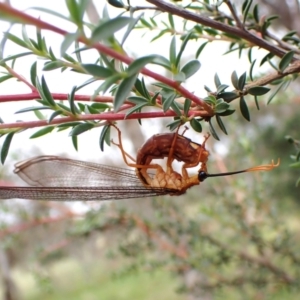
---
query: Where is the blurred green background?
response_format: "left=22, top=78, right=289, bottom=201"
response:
left=1, top=102, right=300, bottom=300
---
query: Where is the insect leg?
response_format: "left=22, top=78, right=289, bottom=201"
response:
left=110, top=124, right=165, bottom=184
left=110, top=124, right=137, bottom=163
left=181, top=133, right=210, bottom=180
left=180, top=126, right=189, bottom=136
left=166, top=126, right=181, bottom=173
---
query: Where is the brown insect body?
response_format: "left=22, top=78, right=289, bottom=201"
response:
left=135, top=132, right=209, bottom=193
left=137, top=133, right=209, bottom=166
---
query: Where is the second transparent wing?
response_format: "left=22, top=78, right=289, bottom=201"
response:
left=14, top=156, right=142, bottom=187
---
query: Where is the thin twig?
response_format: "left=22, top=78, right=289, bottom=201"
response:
left=4, top=65, right=37, bottom=92
left=130, top=6, right=160, bottom=12
left=224, top=1, right=244, bottom=29
left=265, top=31, right=300, bottom=55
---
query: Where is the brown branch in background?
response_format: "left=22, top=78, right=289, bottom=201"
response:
left=204, top=235, right=295, bottom=284
left=38, top=239, right=71, bottom=260
left=132, top=214, right=188, bottom=259
left=199, top=274, right=269, bottom=289
left=0, top=211, right=78, bottom=239
left=131, top=6, right=161, bottom=12
left=244, top=60, right=300, bottom=89
left=265, top=31, right=300, bottom=54
left=92, top=210, right=296, bottom=286
left=146, top=0, right=290, bottom=59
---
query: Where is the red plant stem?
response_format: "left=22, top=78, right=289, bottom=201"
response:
left=0, top=3, right=213, bottom=114
left=0, top=92, right=114, bottom=102
left=0, top=92, right=164, bottom=107
left=5, top=66, right=37, bottom=92
left=0, top=110, right=210, bottom=130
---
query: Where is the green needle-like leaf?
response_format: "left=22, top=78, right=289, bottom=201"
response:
left=209, top=120, right=219, bottom=140
left=5, top=32, right=29, bottom=49
left=82, top=64, right=114, bottom=78
left=184, top=99, right=191, bottom=117
left=279, top=51, right=294, bottom=73
left=1, top=132, right=14, bottom=164
left=238, top=72, right=247, bottom=91
left=125, top=103, right=148, bottom=118
left=38, top=76, right=56, bottom=107
left=107, top=0, right=125, bottom=8
left=68, top=86, right=80, bottom=115
left=169, top=36, right=176, bottom=67
left=61, top=32, right=80, bottom=56
left=190, top=118, right=202, bottom=133
left=231, top=71, right=239, bottom=90
left=99, top=125, right=111, bottom=151
left=69, top=123, right=95, bottom=136
left=92, top=17, right=132, bottom=41
left=181, top=60, right=201, bottom=79
left=30, top=126, right=55, bottom=139
left=72, top=135, right=78, bottom=151
left=216, top=115, right=227, bottom=135
left=114, top=74, right=137, bottom=111
left=162, top=93, right=176, bottom=112
left=214, top=73, right=221, bottom=88
left=248, top=86, right=270, bottom=96
left=240, top=96, right=250, bottom=121
left=127, top=55, right=159, bottom=76
left=175, top=31, right=193, bottom=67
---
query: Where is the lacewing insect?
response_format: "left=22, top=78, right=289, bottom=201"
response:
left=0, top=126, right=279, bottom=201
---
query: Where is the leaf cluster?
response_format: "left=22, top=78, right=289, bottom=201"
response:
left=0, top=0, right=299, bottom=162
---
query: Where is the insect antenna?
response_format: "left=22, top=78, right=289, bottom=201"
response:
left=198, top=159, right=280, bottom=182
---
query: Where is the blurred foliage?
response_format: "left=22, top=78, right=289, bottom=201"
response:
left=1, top=101, right=300, bottom=299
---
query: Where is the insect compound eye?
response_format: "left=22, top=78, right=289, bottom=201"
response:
left=198, top=171, right=208, bottom=182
